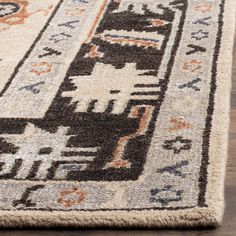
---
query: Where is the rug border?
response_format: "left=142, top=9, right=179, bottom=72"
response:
left=0, top=0, right=235, bottom=228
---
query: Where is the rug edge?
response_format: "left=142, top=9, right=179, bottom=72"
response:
left=0, top=0, right=235, bottom=229
left=203, top=0, right=236, bottom=228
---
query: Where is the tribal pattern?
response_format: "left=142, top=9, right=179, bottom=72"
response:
left=0, top=0, right=232, bottom=228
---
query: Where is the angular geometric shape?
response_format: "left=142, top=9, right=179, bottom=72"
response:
left=0, top=0, right=235, bottom=229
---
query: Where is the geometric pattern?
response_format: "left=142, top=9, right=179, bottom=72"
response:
left=0, top=0, right=233, bottom=228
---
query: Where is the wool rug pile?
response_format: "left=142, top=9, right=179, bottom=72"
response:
left=0, top=0, right=235, bottom=228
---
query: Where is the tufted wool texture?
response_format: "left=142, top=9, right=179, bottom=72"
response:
left=0, top=0, right=235, bottom=228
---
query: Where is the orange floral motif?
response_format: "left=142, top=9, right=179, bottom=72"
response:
left=182, top=60, right=203, bottom=73
left=30, top=62, right=52, bottom=76
left=0, top=0, right=53, bottom=31
left=58, top=187, right=86, bottom=208
left=65, top=7, right=86, bottom=16
left=167, top=117, right=191, bottom=132
left=193, top=3, right=212, bottom=13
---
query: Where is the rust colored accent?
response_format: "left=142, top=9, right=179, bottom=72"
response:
left=0, top=0, right=53, bottom=31
left=104, top=105, right=154, bottom=169
left=167, top=117, right=192, bottom=132
left=30, top=62, right=52, bottom=76
left=149, top=19, right=166, bottom=27
left=193, top=4, right=212, bottom=13
left=65, top=7, right=86, bottom=16
left=0, top=0, right=29, bottom=26
left=58, top=187, right=86, bottom=208
left=97, top=34, right=160, bottom=48
left=182, top=60, right=203, bottom=73
left=85, top=0, right=109, bottom=42
left=87, top=45, right=103, bottom=58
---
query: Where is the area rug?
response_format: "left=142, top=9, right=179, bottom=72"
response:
left=0, top=0, right=235, bottom=228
